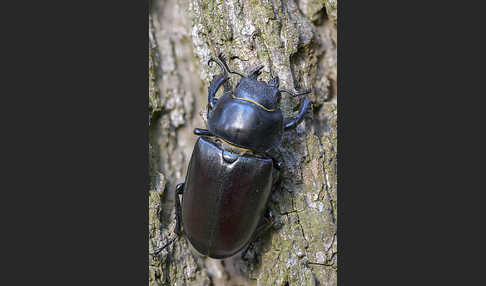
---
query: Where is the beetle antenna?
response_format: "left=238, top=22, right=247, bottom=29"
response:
left=208, top=58, right=226, bottom=75
left=150, top=236, right=177, bottom=256
left=279, top=88, right=311, bottom=97
left=218, top=53, right=245, bottom=77
left=208, top=54, right=245, bottom=77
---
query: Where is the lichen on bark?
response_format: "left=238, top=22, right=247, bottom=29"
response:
left=149, top=0, right=337, bottom=285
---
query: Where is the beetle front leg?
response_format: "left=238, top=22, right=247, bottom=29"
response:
left=207, top=72, right=228, bottom=111
left=283, top=97, right=312, bottom=130
left=207, top=54, right=245, bottom=112
left=193, top=128, right=214, bottom=137
left=207, top=55, right=231, bottom=111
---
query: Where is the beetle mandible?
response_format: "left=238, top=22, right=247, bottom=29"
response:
left=152, top=54, right=311, bottom=259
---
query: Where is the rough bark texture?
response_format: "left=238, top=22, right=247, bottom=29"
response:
left=149, top=0, right=337, bottom=285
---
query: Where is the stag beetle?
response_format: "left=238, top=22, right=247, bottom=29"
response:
left=151, top=54, right=311, bottom=259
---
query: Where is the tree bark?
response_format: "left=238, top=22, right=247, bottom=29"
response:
left=149, top=0, right=337, bottom=285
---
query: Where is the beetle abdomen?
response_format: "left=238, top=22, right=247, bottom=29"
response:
left=181, top=137, right=274, bottom=258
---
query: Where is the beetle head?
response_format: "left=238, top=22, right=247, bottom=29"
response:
left=234, top=77, right=281, bottom=111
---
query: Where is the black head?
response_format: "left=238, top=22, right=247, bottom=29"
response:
left=233, top=77, right=281, bottom=111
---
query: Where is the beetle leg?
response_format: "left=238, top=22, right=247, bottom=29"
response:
left=272, top=163, right=280, bottom=185
left=263, top=151, right=283, bottom=170
left=258, top=209, right=275, bottom=232
left=207, top=72, right=228, bottom=111
left=150, top=236, right=177, bottom=256
left=150, top=183, right=185, bottom=256
left=174, top=183, right=184, bottom=236
left=208, top=54, right=243, bottom=111
left=241, top=242, right=253, bottom=260
left=272, top=158, right=283, bottom=170
left=193, top=128, right=214, bottom=137
left=207, top=55, right=231, bottom=111
left=283, top=97, right=312, bottom=130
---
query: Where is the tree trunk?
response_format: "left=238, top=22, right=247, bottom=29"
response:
left=149, top=0, right=337, bottom=285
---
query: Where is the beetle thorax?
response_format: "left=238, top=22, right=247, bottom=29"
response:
left=207, top=89, right=284, bottom=155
